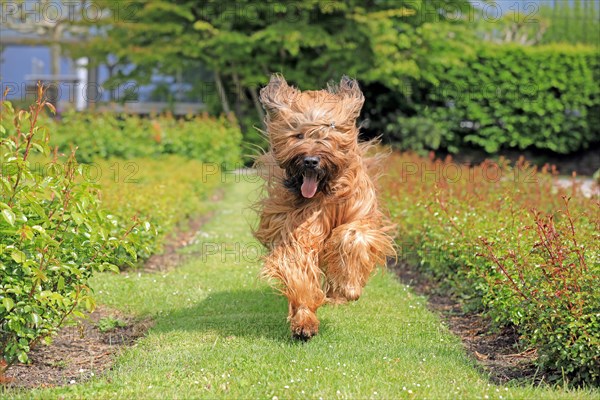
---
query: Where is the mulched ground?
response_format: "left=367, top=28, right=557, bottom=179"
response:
left=4, top=306, right=153, bottom=388
left=3, top=191, right=224, bottom=388
left=393, top=262, right=541, bottom=385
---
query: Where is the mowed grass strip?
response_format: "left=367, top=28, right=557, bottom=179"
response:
left=5, top=180, right=598, bottom=399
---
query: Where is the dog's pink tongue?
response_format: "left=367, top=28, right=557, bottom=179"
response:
left=301, top=175, right=318, bottom=198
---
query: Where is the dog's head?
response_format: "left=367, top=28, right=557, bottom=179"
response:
left=259, top=74, right=364, bottom=199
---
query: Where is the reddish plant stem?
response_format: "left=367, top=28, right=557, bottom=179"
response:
left=481, top=239, right=532, bottom=302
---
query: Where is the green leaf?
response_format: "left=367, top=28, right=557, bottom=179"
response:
left=2, top=297, right=15, bottom=312
left=72, top=212, right=85, bottom=226
left=0, top=178, right=11, bottom=194
left=17, top=351, right=28, bottom=364
left=32, top=225, right=46, bottom=234
left=84, top=296, right=96, bottom=312
left=106, top=264, right=120, bottom=273
left=2, top=208, right=16, bottom=226
left=31, top=313, right=41, bottom=327
left=11, top=249, right=27, bottom=264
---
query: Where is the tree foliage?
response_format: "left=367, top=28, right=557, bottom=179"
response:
left=66, top=0, right=474, bottom=144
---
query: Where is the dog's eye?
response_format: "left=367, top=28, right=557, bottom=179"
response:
left=295, top=133, right=304, bottom=139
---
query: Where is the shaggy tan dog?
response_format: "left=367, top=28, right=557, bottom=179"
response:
left=253, top=75, right=395, bottom=340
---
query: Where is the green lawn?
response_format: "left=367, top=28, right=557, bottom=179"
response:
left=4, top=180, right=598, bottom=399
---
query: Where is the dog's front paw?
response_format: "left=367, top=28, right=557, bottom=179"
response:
left=341, top=284, right=362, bottom=301
left=290, top=306, right=319, bottom=340
left=332, top=284, right=362, bottom=302
left=325, top=287, right=348, bottom=305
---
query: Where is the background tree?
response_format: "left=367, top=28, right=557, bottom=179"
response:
left=68, top=0, right=474, bottom=147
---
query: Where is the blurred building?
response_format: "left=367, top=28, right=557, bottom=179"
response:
left=0, top=8, right=204, bottom=115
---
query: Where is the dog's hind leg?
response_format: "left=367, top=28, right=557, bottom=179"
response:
left=322, top=220, right=393, bottom=301
left=262, top=244, right=326, bottom=340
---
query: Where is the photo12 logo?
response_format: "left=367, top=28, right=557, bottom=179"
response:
left=0, top=82, right=139, bottom=105
left=0, top=1, right=143, bottom=24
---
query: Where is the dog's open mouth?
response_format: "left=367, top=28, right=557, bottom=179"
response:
left=301, top=170, right=319, bottom=198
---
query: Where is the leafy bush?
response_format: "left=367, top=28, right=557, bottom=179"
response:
left=374, top=44, right=600, bottom=155
left=383, top=152, right=600, bottom=385
left=479, top=200, right=599, bottom=383
left=0, top=91, right=147, bottom=370
left=383, top=114, right=456, bottom=154
left=48, top=111, right=243, bottom=168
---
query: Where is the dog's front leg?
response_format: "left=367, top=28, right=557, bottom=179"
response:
left=263, top=243, right=326, bottom=340
left=322, top=219, right=394, bottom=302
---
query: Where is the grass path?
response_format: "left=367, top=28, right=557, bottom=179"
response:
left=6, top=180, right=598, bottom=399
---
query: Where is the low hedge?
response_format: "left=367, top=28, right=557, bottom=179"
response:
left=383, top=152, right=599, bottom=386
left=378, top=44, right=600, bottom=155
left=49, top=111, right=243, bottom=168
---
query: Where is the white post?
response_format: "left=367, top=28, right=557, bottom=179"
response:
left=75, top=57, right=88, bottom=111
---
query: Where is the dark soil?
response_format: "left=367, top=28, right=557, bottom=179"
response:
left=4, top=306, right=153, bottom=388
left=393, top=262, right=541, bottom=385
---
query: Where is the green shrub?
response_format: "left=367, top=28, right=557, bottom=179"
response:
left=384, top=114, right=457, bottom=154
left=383, top=153, right=600, bottom=385
left=479, top=201, right=599, bottom=384
left=377, top=44, right=600, bottom=155
left=0, top=92, right=148, bottom=370
left=49, top=111, right=243, bottom=168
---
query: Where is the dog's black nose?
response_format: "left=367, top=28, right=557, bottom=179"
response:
left=303, top=156, right=320, bottom=169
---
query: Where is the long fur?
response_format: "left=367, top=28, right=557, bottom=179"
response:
left=253, top=75, right=396, bottom=339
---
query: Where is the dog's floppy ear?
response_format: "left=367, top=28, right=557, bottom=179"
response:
left=260, top=74, right=298, bottom=119
left=337, top=76, right=365, bottom=120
